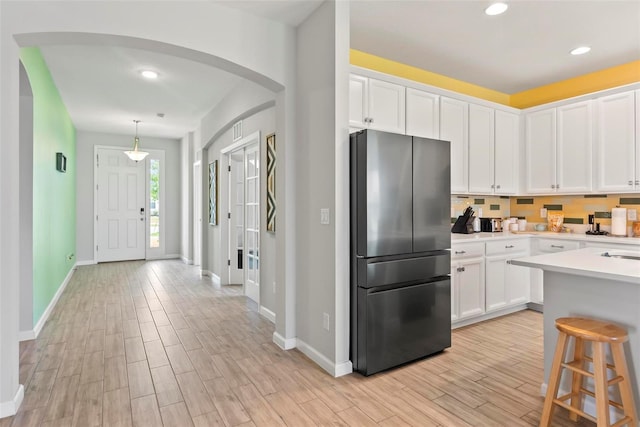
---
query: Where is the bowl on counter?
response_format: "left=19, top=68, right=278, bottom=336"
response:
left=534, top=224, right=547, bottom=231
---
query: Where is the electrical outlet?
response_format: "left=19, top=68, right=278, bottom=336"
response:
left=540, top=208, right=547, bottom=218
left=320, top=208, right=330, bottom=225
left=628, top=209, right=637, bottom=221
left=323, top=313, right=330, bottom=331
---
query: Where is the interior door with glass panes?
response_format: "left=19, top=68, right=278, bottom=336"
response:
left=228, top=152, right=244, bottom=285
left=244, top=144, right=260, bottom=304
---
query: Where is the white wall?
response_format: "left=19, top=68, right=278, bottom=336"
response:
left=75, top=131, right=181, bottom=264
left=294, top=1, right=351, bottom=375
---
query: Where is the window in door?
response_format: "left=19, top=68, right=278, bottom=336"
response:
left=149, top=158, right=160, bottom=248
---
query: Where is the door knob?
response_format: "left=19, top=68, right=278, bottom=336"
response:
left=140, top=207, right=145, bottom=215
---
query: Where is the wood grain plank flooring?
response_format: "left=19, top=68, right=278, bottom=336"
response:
left=5, top=259, right=596, bottom=426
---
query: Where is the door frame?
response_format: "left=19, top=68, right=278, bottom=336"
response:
left=193, top=160, right=202, bottom=266
left=93, top=145, right=165, bottom=263
left=220, top=131, right=260, bottom=290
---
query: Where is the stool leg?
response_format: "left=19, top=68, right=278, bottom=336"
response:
left=610, top=343, right=638, bottom=426
left=540, top=331, right=568, bottom=427
left=569, top=337, right=585, bottom=422
left=592, top=341, right=610, bottom=427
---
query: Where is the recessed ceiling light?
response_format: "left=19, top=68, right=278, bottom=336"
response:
left=485, top=2, right=508, bottom=16
left=570, top=46, right=591, bottom=56
left=140, top=70, right=158, bottom=79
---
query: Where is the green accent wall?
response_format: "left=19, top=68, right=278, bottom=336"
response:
left=20, top=47, right=76, bottom=326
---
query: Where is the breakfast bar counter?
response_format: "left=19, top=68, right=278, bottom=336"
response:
left=512, top=248, right=640, bottom=422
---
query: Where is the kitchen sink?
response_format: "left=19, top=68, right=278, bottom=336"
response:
left=601, top=251, right=640, bottom=261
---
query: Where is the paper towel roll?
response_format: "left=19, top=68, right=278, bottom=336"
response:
left=611, top=208, right=627, bottom=236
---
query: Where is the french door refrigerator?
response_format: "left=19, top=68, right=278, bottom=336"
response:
left=350, top=129, right=451, bottom=376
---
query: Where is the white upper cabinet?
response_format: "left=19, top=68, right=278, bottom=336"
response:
left=595, top=91, right=638, bottom=192
left=525, top=108, right=556, bottom=193
left=405, top=88, right=440, bottom=139
left=349, top=74, right=406, bottom=134
left=468, top=104, right=495, bottom=194
left=441, top=97, right=469, bottom=193
left=556, top=101, right=593, bottom=193
left=494, top=110, right=519, bottom=194
left=349, top=74, right=369, bottom=129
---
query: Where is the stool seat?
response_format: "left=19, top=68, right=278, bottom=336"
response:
left=556, top=317, right=629, bottom=343
left=540, top=317, right=637, bottom=427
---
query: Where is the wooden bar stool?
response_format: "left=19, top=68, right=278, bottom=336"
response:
left=540, top=317, right=637, bottom=427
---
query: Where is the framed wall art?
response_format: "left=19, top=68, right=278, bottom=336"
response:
left=209, top=160, right=218, bottom=225
left=266, top=133, right=276, bottom=232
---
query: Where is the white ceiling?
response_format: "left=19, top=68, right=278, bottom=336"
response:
left=350, top=0, right=640, bottom=94
left=37, top=0, right=640, bottom=141
left=39, top=45, right=242, bottom=139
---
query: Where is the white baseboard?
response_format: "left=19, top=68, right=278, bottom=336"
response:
left=18, top=330, right=35, bottom=342
left=452, top=304, right=528, bottom=329
left=200, top=270, right=221, bottom=285
left=19, top=264, right=76, bottom=342
left=0, top=384, right=24, bottom=418
left=296, top=339, right=353, bottom=378
left=75, top=260, right=96, bottom=266
left=146, top=253, right=180, bottom=261
left=259, top=306, right=276, bottom=323
left=180, top=256, right=193, bottom=265
left=272, top=331, right=296, bottom=350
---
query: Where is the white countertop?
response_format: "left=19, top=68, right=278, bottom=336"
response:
left=511, top=247, right=640, bottom=283
left=452, top=231, right=640, bottom=246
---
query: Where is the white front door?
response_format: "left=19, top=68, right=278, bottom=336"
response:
left=97, top=148, right=146, bottom=262
left=244, top=144, right=260, bottom=303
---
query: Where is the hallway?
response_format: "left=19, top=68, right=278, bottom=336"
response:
left=3, top=260, right=590, bottom=426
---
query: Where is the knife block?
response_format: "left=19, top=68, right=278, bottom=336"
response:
left=451, top=215, right=475, bottom=234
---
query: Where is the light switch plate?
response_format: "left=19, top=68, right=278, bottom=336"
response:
left=320, top=208, right=330, bottom=225
left=540, top=208, right=547, bottom=218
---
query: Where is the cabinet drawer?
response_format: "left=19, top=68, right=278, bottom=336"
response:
left=485, top=239, right=529, bottom=256
left=537, top=238, right=581, bottom=253
left=451, top=243, right=484, bottom=259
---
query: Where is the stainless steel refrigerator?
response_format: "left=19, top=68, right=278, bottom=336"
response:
left=350, top=129, right=451, bottom=376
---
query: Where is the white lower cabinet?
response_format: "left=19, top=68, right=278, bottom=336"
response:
left=485, top=239, right=530, bottom=312
left=452, top=238, right=530, bottom=327
left=451, top=257, right=485, bottom=321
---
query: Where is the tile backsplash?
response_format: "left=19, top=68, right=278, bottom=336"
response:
left=451, top=194, right=640, bottom=228
left=451, top=195, right=511, bottom=220
left=509, top=194, right=640, bottom=226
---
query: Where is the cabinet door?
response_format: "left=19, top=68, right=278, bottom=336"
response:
left=494, top=110, right=519, bottom=194
left=406, top=88, right=440, bottom=139
left=457, top=258, right=484, bottom=319
left=349, top=74, right=368, bottom=129
left=526, top=108, right=556, bottom=193
left=441, top=97, right=469, bottom=193
left=485, top=257, right=507, bottom=312
left=368, top=78, right=406, bottom=134
left=468, top=104, right=495, bottom=194
left=451, top=265, right=459, bottom=322
left=506, top=260, right=530, bottom=305
left=595, top=91, right=636, bottom=192
left=557, top=101, right=592, bottom=193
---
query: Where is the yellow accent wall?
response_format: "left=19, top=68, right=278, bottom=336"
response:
left=511, top=61, right=640, bottom=108
left=350, top=50, right=511, bottom=106
left=350, top=49, right=640, bottom=109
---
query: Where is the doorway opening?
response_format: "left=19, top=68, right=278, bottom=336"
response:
left=223, top=132, right=261, bottom=304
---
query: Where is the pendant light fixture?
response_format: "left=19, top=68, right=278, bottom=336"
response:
left=124, top=120, right=149, bottom=162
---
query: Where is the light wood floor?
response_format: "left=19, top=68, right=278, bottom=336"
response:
left=2, top=260, right=594, bottom=427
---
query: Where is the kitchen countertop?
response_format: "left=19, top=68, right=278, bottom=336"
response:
left=452, top=231, right=640, bottom=246
left=510, top=247, right=640, bottom=283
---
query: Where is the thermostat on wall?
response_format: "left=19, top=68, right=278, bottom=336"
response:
left=56, top=152, right=67, bottom=173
